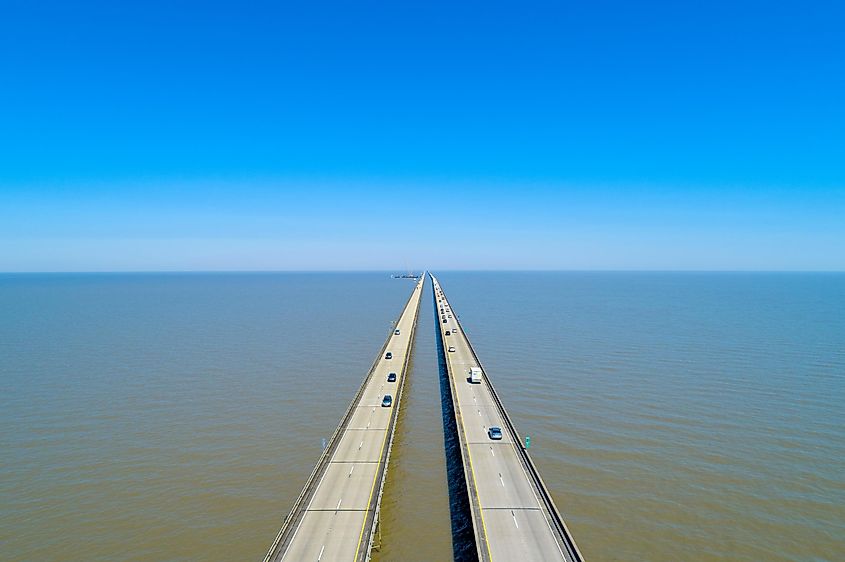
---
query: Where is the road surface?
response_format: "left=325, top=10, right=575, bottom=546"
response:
left=432, top=274, right=583, bottom=562
left=264, top=276, right=425, bottom=562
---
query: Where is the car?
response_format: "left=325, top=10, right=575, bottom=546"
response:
left=387, top=372, right=397, bottom=382
left=443, top=319, right=448, bottom=323
left=382, top=395, right=393, bottom=407
left=385, top=352, right=393, bottom=359
left=394, top=329, right=400, bottom=335
left=448, top=314, right=452, bottom=318
left=488, top=426, right=503, bottom=440
left=445, top=330, right=451, bottom=336
left=448, top=346, right=456, bottom=352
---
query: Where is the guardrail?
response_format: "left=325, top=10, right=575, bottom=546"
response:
left=432, top=274, right=584, bottom=562
left=264, top=277, right=424, bottom=562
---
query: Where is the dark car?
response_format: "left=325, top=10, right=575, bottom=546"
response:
left=445, top=330, right=451, bottom=336
left=382, top=395, right=393, bottom=407
left=488, top=426, right=503, bottom=440
left=443, top=318, right=448, bottom=323
left=387, top=372, right=397, bottom=382
left=385, top=352, right=392, bottom=359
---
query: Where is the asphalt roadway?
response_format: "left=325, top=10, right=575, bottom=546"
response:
left=432, top=274, right=580, bottom=562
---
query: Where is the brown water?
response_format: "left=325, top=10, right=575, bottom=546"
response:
left=2, top=272, right=843, bottom=561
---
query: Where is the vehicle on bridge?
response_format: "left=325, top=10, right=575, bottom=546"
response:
left=488, top=426, right=503, bottom=440
left=387, top=372, right=396, bottom=382
left=381, top=395, right=393, bottom=407
left=385, top=352, right=393, bottom=359
left=469, top=367, right=482, bottom=383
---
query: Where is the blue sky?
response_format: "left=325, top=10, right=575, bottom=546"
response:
left=1, top=0, right=843, bottom=271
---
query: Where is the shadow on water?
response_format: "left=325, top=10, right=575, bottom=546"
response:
left=432, top=284, right=479, bottom=562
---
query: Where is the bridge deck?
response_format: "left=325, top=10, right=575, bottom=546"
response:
left=432, top=274, right=583, bottom=562
left=264, top=277, right=424, bottom=562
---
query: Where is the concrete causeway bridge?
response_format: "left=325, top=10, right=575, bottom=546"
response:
left=432, top=273, right=583, bottom=562
left=263, top=273, right=582, bottom=561
left=263, top=277, right=424, bottom=562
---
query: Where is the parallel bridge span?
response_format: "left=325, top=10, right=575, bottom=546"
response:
left=431, top=273, right=584, bottom=562
left=263, top=276, right=424, bottom=562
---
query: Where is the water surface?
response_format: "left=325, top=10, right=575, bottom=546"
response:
left=1, top=272, right=843, bottom=561
left=435, top=271, right=845, bottom=561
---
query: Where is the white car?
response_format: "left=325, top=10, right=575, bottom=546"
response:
left=448, top=346, right=456, bottom=352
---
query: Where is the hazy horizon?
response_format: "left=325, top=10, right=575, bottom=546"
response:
left=2, top=268, right=845, bottom=273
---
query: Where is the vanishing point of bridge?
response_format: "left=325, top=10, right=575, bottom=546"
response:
left=263, top=274, right=582, bottom=561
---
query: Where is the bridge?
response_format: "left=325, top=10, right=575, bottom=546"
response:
left=263, top=276, right=424, bottom=562
left=263, top=273, right=583, bottom=561
left=432, top=273, right=584, bottom=562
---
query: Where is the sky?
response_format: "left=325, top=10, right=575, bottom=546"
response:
left=1, top=0, right=843, bottom=271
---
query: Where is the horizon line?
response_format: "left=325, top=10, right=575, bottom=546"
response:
left=1, top=269, right=843, bottom=274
